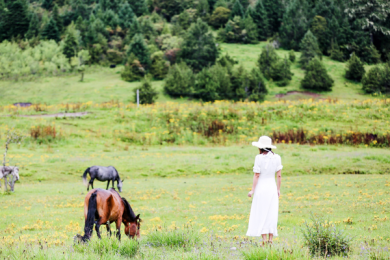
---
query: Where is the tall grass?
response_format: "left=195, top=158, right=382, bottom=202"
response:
left=242, top=244, right=310, bottom=260
left=147, top=226, right=200, bottom=249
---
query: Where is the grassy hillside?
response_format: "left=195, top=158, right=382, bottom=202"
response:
left=0, top=43, right=376, bottom=106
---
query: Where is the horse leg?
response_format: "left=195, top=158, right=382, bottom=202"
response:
left=95, top=219, right=102, bottom=239
left=4, top=175, right=7, bottom=192
left=89, top=178, right=94, bottom=190
left=115, top=218, right=122, bottom=241
left=106, top=180, right=110, bottom=190
left=106, top=224, right=112, bottom=237
left=112, top=180, right=114, bottom=189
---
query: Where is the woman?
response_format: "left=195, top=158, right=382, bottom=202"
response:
left=246, top=136, right=283, bottom=245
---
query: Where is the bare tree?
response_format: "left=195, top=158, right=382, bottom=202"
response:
left=1, top=131, right=23, bottom=192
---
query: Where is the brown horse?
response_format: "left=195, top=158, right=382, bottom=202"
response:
left=79, top=188, right=141, bottom=242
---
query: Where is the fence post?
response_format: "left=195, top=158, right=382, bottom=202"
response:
left=137, top=89, right=139, bottom=108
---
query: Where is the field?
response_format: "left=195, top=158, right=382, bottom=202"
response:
left=1, top=43, right=390, bottom=259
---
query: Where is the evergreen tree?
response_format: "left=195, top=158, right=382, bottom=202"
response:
left=257, top=44, right=279, bottom=79
left=311, top=16, right=327, bottom=54
left=230, top=0, right=244, bottom=18
left=329, top=39, right=344, bottom=61
left=126, top=17, right=142, bottom=42
left=289, top=49, right=296, bottom=62
left=179, top=18, right=218, bottom=72
left=273, top=57, right=293, bottom=86
left=134, top=76, right=159, bottom=104
left=127, top=34, right=150, bottom=68
left=362, top=66, right=384, bottom=94
left=52, top=4, right=63, bottom=33
left=42, top=0, right=53, bottom=10
left=195, top=64, right=231, bottom=101
left=164, top=62, right=195, bottom=97
left=248, top=0, right=269, bottom=40
left=345, top=52, right=365, bottom=81
left=129, top=0, right=148, bottom=17
left=230, top=64, right=248, bottom=100
left=25, top=13, right=40, bottom=39
left=41, top=18, right=60, bottom=42
left=150, top=51, right=169, bottom=79
left=345, top=0, right=390, bottom=44
left=197, top=0, right=210, bottom=20
left=3, top=0, right=30, bottom=40
left=262, top=0, right=282, bottom=34
left=247, top=68, right=267, bottom=102
left=63, top=31, right=78, bottom=62
left=299, top=30, right=322, bottom=69
left=121, top=53, right=146, bottom=82
left=301, top=58, right=334, bottom=91
left=279, top=0, right=310, bottom=50
left=118, top=2, right=135, bottom=30
left=153, top=0, right=183, bottom=21
left=242, top=15, right=258, bottom=44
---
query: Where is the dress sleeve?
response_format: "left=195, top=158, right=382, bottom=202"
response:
left=253, top=155, right=261, bottom=173
left=276, top=155, right=283, bottom=172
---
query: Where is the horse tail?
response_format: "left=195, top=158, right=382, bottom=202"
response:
left=82, top=167, right=90, bottom=186
left=83, top=190, right=98, bottom=241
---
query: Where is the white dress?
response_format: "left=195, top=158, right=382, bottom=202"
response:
left=246, top=152, right=283, bottom=237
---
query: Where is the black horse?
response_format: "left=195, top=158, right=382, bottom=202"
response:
left=82, top=166, right=124, bottom=192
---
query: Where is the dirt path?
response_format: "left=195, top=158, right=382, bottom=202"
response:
left=3, top=112, right=90, bottom=118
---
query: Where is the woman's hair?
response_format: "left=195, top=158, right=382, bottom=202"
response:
left=260, top=148, right=272, bottom=154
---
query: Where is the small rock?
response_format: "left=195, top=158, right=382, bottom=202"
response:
left=230, top=247, right=237, bottom=250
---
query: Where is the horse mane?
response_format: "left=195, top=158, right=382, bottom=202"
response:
left=121, top=197, right=137, bottom=221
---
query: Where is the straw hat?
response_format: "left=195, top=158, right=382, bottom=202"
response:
left=252, top=136, right=276, bottom=149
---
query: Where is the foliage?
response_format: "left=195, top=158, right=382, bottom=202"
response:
left=63, top=31, right=79, bottom=62
left=301, top=58, right=334, bottom=91
left=153, top=0, right=183, bottom=21
left=302, top=214, right=353, bottom=257
left=128, top=0, right=148, bottom=17
left=362, top=64, right=390, bottom=94
left=299, top=30, right=322, bottom=69
left=230, top=0, right=244, bottom=18
left=311, top=16, right=328, bottom=54
left=41, top=18, right=60, bottom=42
left=217, top=15, right=258, bottom=44
left=289, top=50, right=295, bottom=62
left=25, top=13, right=40, bottom=39
left=345, top=53, right=365, bottom=82
left=273, top=57, right=293, bottom=86
left=118, top=2, right=136, bottom=30
left=329, top=40, right=344, bottom=62
left=147, top=227, right=200, bottom=248
left=262, top=0, right=282, bottom=35
left=42, top=0, right=53, bottom=10
left=179, top=18, right=218, bottom=72
left=127, top=34, right=151, bottom=68
left=363, top=45, right=381, bottom=65
left=0, top=0, right=30, bottom=41
left=150, top=51, right=169, bottom=79
left=209, top=7, right=231, bottom=29
left=164, top=62, right=195, bottom=97
left=121, top=53, right=146, bottom=82
left=257, top=44, right=279, bottom=79
left=247, top=0, right=269, bottom=40
left=134, top=76, right=159, bottom=104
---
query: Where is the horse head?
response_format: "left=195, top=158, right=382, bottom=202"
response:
left=117, top=179, right=124, bottom=192
left=125, top=214, right=141, bottom=239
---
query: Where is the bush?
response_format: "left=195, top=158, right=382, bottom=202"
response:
left=121, top=53, right=145, bottom=82
left=257, top=44, right=279, bottom=79
left=150, top=51, right=169, bottom=79
left=362, top=45, right=381, bottom=65
left=273, top=57, right=293, bottom=86
left=302, top=214, right=353, bottom=257
left=329, top=40, right=344, bottom=62
left=299, top=30, right=322, bottom=69
left=289, top=49, right=296, bottom=62
left=362, top=65, right=390, bottom=94
left=301, top=58, right=334, bottom=91
left=345, top=52, right=365, bottom=81
left=209, top=7, right=231, bottom=29
left=164, top=62, right=195, bottom=97
left=134, top=76, right=159, bottom=104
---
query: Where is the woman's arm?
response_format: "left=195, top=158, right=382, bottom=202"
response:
left=276, top=170, right=282, bottom=197
left=248, top=173, right=260, bottom=197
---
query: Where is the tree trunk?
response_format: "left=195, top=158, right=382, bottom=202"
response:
left=80, top=72, right=84, bottom=82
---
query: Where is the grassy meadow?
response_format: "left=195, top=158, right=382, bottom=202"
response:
left=1, top=43, right=390, bottom=259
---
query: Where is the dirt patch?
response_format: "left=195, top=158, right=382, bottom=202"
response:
left=13, top=102, right=32, bottom=107
left=4, top=112, right=90, bottom=118
left=275, top=91, right=321, bottom=98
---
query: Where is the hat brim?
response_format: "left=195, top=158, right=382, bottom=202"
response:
left=252, top=142, right=277, bottom=149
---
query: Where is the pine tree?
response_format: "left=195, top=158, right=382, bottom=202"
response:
left=257, top=44, right=279, bottom=79
left=345, top=0, right=390, bottom=45
left=126, top=17, right=142, bottom=42
left=121, top=53, right=146, bottom=82
left=345, top=52, right=365, bottom=81
left=134, top=76, right=159, bottom=104
left=248, top=0, right=269, bottom=40
left=197, top=0, right=210, bottom=20
left=52, top=4, right=63, bottom=33
left=195, top=64, right=231, bottom=101
left=247, top=68, right=267, bottom=102
left=150, top=51, right=169, bottom=79
left=63, top=31, right=78, bottom=62
left=3, top=0, right=30, bottom=40
left=311, top=16, right=327, bottom=54
left=262, top=0, right=282, bottom=35
left=118, top=2, right=135, bottom=30
left=289, top=50, right=296, bottom=62
left=179, top=18, right=218, bottom=72
left=279, top=0, right=310, bottom=50
left=362, top=66, right=384, bottom=94
left=329, top=39, right=344, bottom=62
left=42, top=0, right=53, bottom=10
left=301, top=58, right=334, bottom=91
left=273, top=57, right=293, bottom=86
left=230, top=0, right=244, bottom=18
left=25, top=13, right=40, bottom=39
left=41, top=18, right=60, bottom=42
left=129, top=0, right=148, bottom=17
left=299, top=30, right=322, bottom=69
left=164, top=62, right=195, bottom=97
left=127, top=34, right=150, bottom=68
left=242, top=15, right=258, bottom=44
left=230, top=64, right=248, bottom=100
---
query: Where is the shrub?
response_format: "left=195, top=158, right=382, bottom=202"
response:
left=134, top=76, right=159, bottom=104
left=329, top=40, right=344, bottom=62
left=147, top=227, right=200, bottom=248
left=302, top=214, right=353, bottom=257
left=345, top=52, right=365, bottom=81
left=127, top=33, right=150, bottom=68
left=257, top=44, right=279, bottom=79
left=289, top=49, right=296, bottom=62
left=150, top=51, right=169, bottom=80
left=209, top=7, right=231, bottom=28
left=301, top=58, right=334, bottom=91
left=164, top=62, right=195, bottom=97
left=362, top=65, right=390, bottom=94
left=121, top=53, right=145, bottom=82
left=363, top=45, right=381, bottom=65
left=273, top=56, right=293, bottom=86
left=299, top=30, right=322, bottom=69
